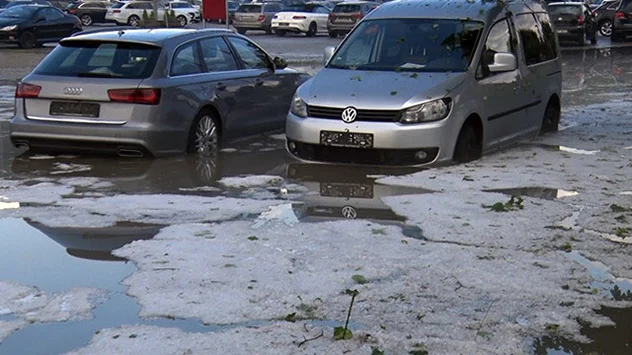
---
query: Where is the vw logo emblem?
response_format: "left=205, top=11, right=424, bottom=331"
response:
left=341, top=107, right=357, bottom=123
left=341, top=205, right=357, bottom=219
left=63, top=87, right=83, bottom=96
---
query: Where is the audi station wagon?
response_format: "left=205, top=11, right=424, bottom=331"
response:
left=10, top=28, right=308, bottom=157
left=286, top=0, right=562, bottom=166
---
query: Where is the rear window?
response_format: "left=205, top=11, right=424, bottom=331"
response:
left=333, top=4, right=361, bottom=13
left=237, top=4, right=261, bottom=12
left=34, top=41, right=161, bottom=79
left=548, top=5, right=582, bottom=16
left=110, top=2, right=124, bottom=8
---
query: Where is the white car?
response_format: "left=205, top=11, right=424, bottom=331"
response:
left=105, top=1, right=195, bottom=27
left=165, top=1, right=200, bottom=23
left=271, top=2, right=331, bottom=37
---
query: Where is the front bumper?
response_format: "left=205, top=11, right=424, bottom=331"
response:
left=285, top=112, right=452, bottom=166
left=0, top=30, right=19, bottom=43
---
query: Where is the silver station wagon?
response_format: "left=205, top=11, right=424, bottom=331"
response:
left=286, top=0, right=562, bottom=166
left=11, top=28, right=307, bottom=157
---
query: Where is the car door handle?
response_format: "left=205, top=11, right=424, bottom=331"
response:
left=216, top=83, right=226, bottom=91
left=254, top=79, right=264, bottom=87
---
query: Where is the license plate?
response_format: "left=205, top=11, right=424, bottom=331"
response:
left=320, top=182, right=373, bottom=198
left=50, top=101, right=100, bottom=118
left=279, top=22, right=289, bottom=26
left=320, top=130, right=373, bottom=148
left=557, top=29, right=568, bottom=33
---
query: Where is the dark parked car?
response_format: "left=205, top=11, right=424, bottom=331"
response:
left=65, top=1, right=110, bottom=26
left=612, top=0, right=632, bottom=41
left=0, top=0, right=52, bottom=13
left=10, top=29, right=310, bottom=157
left=0, top=4, right=81, bottom=48
left=548, top=2, right=598, bottom=45
left=326, top=1, right=379, bottom=37
left=593, top=0, right=620, bottom=36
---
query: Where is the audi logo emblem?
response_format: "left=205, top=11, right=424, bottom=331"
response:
left=341, top=107, right=357, bottom=123
left=63, top=87, right=83, bottom=95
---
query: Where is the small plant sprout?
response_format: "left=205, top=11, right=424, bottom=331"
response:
left=334, top=289, right=359, bottom=340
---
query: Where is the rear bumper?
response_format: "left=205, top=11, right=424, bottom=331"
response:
left=231, top=21, right=267, bottom=29
left=327, top=22, right=354, bottom=32
left=555, top=26, right=584, bottom=39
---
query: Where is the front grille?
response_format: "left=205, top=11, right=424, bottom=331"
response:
left=307, top=105, right=401, bottom=122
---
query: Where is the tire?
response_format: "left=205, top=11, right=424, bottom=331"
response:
left=128, top=15, right=140, bottom=27
left=265, top=26, right=272, bottom=35
left=80, top=14, right=93, bottom=26
left=328, top=31, right=337, bottom=38
left=306, top=22, right=317, bottom=37
left=453, top=123, right=482, bottom=164
left=17, top=31, right=36, bottom=49
left=236, top=28, right=247, bottom=35
left=599, top=20, right=612, bottom=37
left=188, top=111, right=221, bottom=158
left=176, top=15, right=187, bottom=28
left=276, top=29, right=286, bottom=37
left=540, top=98, right=560, bottom=134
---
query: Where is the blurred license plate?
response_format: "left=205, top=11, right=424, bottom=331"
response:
left=557, top=29, right=568, bottom=33
left=279, top=22, right=289, bottom=26
left=320, top=182, right=373, bottom=198
left=320, top=130, right=373, bottom=148
left=50, top=101, right=100, bottom=117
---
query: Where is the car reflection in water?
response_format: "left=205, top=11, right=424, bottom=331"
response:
left=286, top=163, right=433, bottom=224
left=25, top=219, right=164, bottom=261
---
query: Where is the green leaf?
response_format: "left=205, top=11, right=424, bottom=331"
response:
left=345, top=289, right=360, bottom=296
left=352, top=274, right=368, bottom=284
left=334, top=326, right=353, bottom=340
left=390, top=91, right=398, bottom=96
left=545, top=323, right=560, bottom=332
left=371, top=347, right=385, bottom=355
left=247, top=236, right=258, bottom=241
left=284, top=312, right=297, bottom=322
left=409, top=73, right=418, bottom=78
left=610, top=204, right=630, bottom=212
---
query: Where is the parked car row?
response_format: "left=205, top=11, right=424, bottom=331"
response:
left=0, top=4, right=81, bottom=48
left=10, top=0, right=563, bottom=168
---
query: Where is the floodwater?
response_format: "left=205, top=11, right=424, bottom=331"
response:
left=2, top=45, right=632, bottom=354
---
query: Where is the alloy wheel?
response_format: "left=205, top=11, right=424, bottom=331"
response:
left=194, top=115, right=219, bottom=156
left=81, top=14, right=93, bottom=26
left=600, top=21, right=613, bottom=37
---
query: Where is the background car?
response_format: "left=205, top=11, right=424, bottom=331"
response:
left=271, top=1, right=330, bottom=36
left=65, top=1, right=111, bottom=26
left=548, top=2, right=598, bottom=45
left=165, top=1, right=200, bottom=25
left=612, top=0, right=632, bottom=41
left=231, top=1, right=284, bottom=34
left=593, top=0, right=620, bottom=36
left=0, top=0, right=52, bottom=13
left=10, top=29, right=309, bottom=158
left=327, top=0, right=379, bottom=37
left=0, top=4, right=81, bottom=48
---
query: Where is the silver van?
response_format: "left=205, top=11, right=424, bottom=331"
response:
left=286, top=0, right=562, bottom=166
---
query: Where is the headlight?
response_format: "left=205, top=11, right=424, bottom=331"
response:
left=0, top=25, right=17, bottom=32
left=400, top=98, right=452, bottom=124
left=290, top=94, right=307, bottom=117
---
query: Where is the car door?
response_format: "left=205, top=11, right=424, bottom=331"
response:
left=225, top=35, right=294, bottom=135
left=474, top=18, right=527, bottom=148
left=31, top=7, right=65, bottom=41
left=86, top=2, right=107, bottom=23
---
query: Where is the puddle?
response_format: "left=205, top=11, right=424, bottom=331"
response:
left=566, top=251, right=632, bottom=298
left=533, top=306, right=632, bottom=355
left=0, top=85, right=14, bottom=120
left=484, top=187, right=579, bottom=200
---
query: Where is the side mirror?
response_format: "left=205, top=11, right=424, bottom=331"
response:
left=324, top=46, right=335, bottom=64
left=488, top=52, right=517, bottom=73
left=273, top=56, right=287, bottom=70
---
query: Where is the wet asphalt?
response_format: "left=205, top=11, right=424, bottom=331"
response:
left=1, top=29, right=632, bottom=354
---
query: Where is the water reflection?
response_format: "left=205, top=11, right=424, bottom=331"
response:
left=533, top=306, right=632, bottom=355
left=25, top=220, right=164, bottom=262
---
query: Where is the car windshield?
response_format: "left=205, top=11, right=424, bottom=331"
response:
left=237, top=4, right=261, bottom=12
left=548, top=5, right=582, bottom=16
left=328, top=18, right=484, bottom=72
left=34, top=41, right=162, bottom=79
left=0, top=5, right=38, bottom=18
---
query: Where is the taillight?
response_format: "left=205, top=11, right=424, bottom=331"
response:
left=577, top=15, right=584, bottom=25
left=257, top=14, right=265, bottom=21
left=615, top=11, right=626, bottom=19
left=113, top=9, right=121, bottom=13
left=68, top=8, right=76, bottom=14
left=15, top=83, right=41, bottom=99
left=108, top=88, right=161, bottom=105
left=328, top=13, right=336, bottom=19
left=293, top=15, right=306, bottom=19
left=351, top=13, right=362, bottom=19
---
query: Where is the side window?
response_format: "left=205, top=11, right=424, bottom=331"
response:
left=535, top=13, right=557, bottom=61
left=199, top=37, right=239, bottom=72
left=514, top=13, right=547, bottom=66
left=40, top=8, right=64, bottom=20
left=226, top=37, right=271, bottom=70
left=141, top=3, right=153, bottom=9
left=171, top=41, right=203, bottom=76
left=126, top=4, right=136, bottom=9
left=478, top=19, right=513, bottom=78
left=314, top=6, right=329, bottom=13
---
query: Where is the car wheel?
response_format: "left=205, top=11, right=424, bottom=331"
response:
left=453, top=123, right=481, bottom=163
left=328, top=31, right=337, bottom=38
left=600, top=20, right=613, bottom=37
left=306, top=22, right=317, bottom=37
left=128, top=15, right=140, bottom=27
left=176, top=15, right=187, bottom=27
left=276, top=29, right=286, bottom=36
left=236, top=28, right=247, bottom=34
left=265, top=26, right=272, bottom=35
left=80, top=14, right=93, bottom=26
left=189, top=111, right=221, bottom=158
left=540, top=98, right=560, bottom=134
left=17, top=31, right=36, bottom=49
